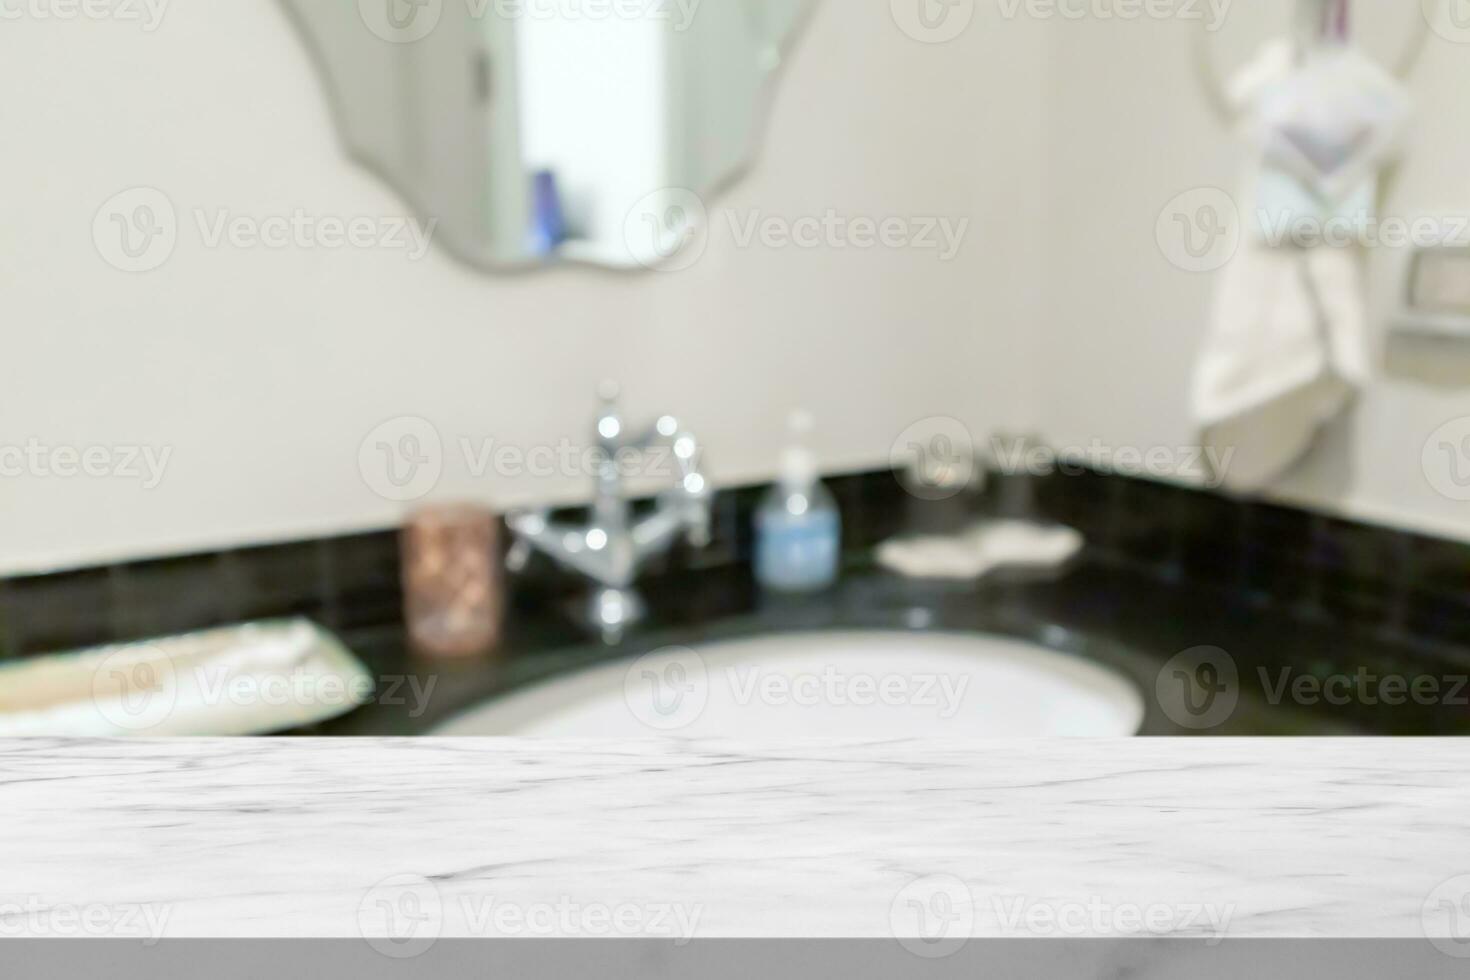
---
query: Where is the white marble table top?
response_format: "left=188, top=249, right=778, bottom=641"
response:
left=0, top=738, right=1465, bottom=946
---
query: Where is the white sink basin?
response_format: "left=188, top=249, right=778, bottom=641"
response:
left=435, top=631, right=1146, bottom=737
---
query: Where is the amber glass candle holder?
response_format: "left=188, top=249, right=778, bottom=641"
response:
left=401, top=504, right=504, bottom=659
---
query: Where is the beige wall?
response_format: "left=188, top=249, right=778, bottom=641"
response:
left=7, top=2, right=1461, bottom=579
left=0, top=2, right=1046, bottom=575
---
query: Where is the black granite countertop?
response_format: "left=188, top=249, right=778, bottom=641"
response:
left=318, top=545, right=1470, bottom=737
left=6, top=467, right=1467, bottom=737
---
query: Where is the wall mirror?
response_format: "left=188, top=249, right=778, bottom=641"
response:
left=280, top=0, right=817, bottom=272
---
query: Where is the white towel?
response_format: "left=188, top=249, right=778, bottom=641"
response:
left=1192, top=40, right=1409, bottom=492
left=1194, top=242, right=1368, bottom=490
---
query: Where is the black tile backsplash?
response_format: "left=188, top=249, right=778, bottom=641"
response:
left=325, top=532, right=403, bottom=631
left=1172, top=487, right=1247, bottom=592
left=1109, top=476, right=1179, bottom=571
left=218, top=541, right=333, bottom=624
left=1, top=465, right=1468, bottom=664
left=0, top=567, right=113, bottom=658
left=1030, top=466, right=1470, bottom=651
left=111, top=554, right=232, bottom=640
left=1032, top=467, right=1117, bottom=548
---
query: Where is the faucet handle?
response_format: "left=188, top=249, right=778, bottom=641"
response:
left=686, top=507, right=712, bottom=549
left=675, top=461, right=713, bottom=549
left=506, top=536, right=534, bottom=574
left=504, top=509, right=548, bottom=573
left=595, top=381, right=626, bottom=448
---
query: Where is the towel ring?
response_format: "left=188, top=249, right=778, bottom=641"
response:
left=1193, top=0, right=1433, bottom=127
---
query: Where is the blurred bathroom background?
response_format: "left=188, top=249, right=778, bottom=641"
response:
left=4, top=2, right=1466, bottom=575
left=2, top=1, right=1469, bottom=737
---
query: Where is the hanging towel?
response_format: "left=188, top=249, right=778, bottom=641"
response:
left=1192, top=40, right=1410, bottom=491
left=1195, top=242, right=1368, bottom=490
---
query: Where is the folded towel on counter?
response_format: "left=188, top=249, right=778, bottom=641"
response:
left=876, top=521, right=1083, bottom=581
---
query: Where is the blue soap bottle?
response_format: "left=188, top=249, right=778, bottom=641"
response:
left=755, top=412, right=841, bottom=592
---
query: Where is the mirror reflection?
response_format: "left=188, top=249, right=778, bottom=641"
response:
left=281, top=0, right=816, bottom=271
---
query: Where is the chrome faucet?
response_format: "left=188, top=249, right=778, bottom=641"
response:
left=504, top=384, right=712, bottom=638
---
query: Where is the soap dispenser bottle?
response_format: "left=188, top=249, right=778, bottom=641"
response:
left=755, top=412, right=841, bottom=593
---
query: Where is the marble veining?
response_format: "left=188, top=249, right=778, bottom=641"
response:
left=0, top=739, right=1465, bottom=942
